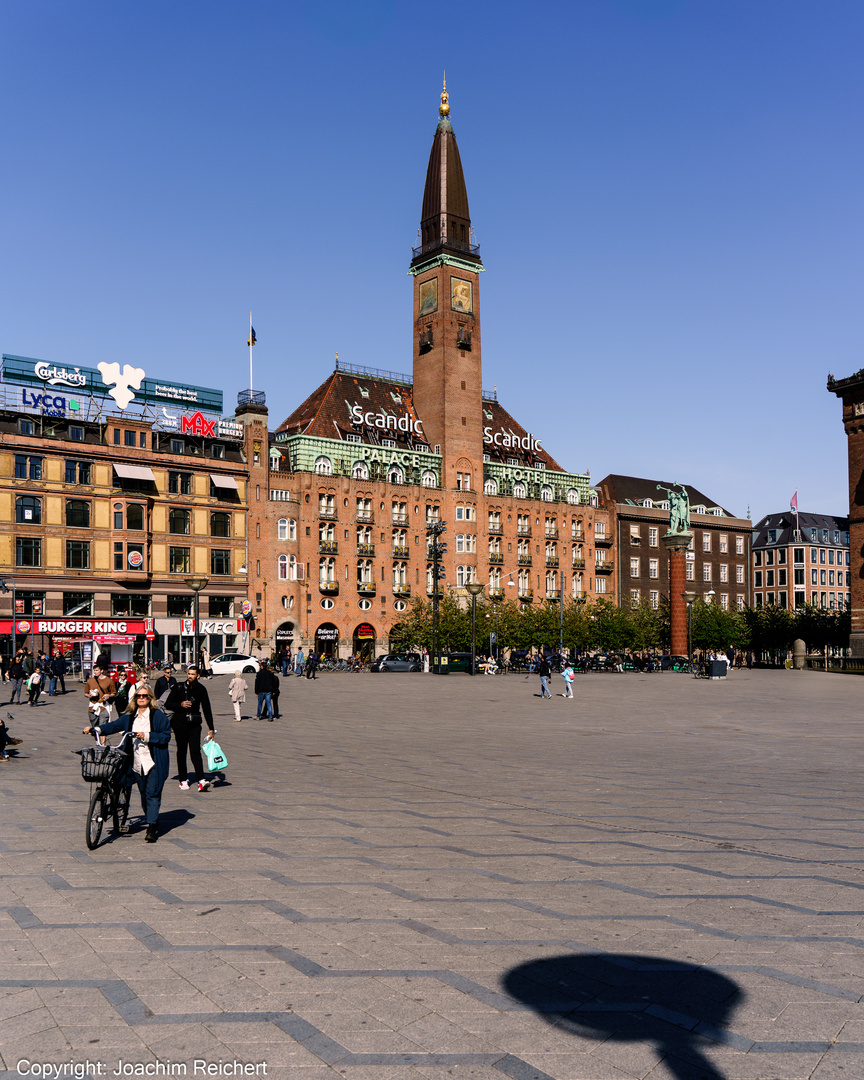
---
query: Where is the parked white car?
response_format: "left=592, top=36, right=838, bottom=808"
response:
left=208, top=653, right=261, bottom=675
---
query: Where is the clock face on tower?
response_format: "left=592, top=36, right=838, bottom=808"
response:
left=451, top=277, right=472, bottom=314
left=419, top=278, right=438, bottom=315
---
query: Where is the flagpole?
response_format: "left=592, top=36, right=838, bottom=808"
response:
left=249, top=311, right=253, bottom=394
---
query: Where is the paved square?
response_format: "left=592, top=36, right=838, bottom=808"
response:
left=0, top=667, right=863, bottom=1080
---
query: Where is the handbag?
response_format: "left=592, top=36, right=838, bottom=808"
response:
left=202, top=738, right=228, bottom=772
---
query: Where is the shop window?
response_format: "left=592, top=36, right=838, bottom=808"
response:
left=14, top=591, right=45, bottom=614
left=208, top=596, right=233, bottom=617
left=64, top=592, right=94, bottom=616
left=166, top=595, right=192, bottom=617
left=124, top=431, right=136, bottom=447
left=111, top=594, right=151, bottom=616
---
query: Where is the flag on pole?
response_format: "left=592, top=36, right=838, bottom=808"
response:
left=790, top=490, right=798, bottom=512
left=247, top=327, right=257, bottom=347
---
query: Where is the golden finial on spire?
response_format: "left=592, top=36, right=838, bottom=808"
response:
left=439, top=73, right=450, bottom=117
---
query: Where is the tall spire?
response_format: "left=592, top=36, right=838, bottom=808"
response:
left=411, top=81, right=480, bottom=267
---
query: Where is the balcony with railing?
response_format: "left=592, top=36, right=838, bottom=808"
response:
left=357, top=580, right=376, bottom=595
left=518, top=588, right=534, bottom=601
left=517, top=526, right=532, bottom=537
left=594, top=533, right=613, bottom=547
left=488, top=588, right=505, bottom=600
left=393, top=584, right=411, bottom=597
left=357, top=543, right=375, bottom=557
left=546, top=556, right=559, bottom=568
left=518, top=553, right=532, bottom=566
left=544, top=528, right=559, bottom=540
left=573, top=590, right=587, bottom=599
left=546, top=589, right=561, bottom=600
left=319, top=579, right=339, bottom=594
left=411, top=234, right=481, bottom=260
left=488, top=551, right=504, bottom=564
left=392, top=545, right=410, bottom=558
left=356, top=510, right=374, bottom=524
left=318, top=540, right=338, bottom=555
left=572, top=531, right=585, bottom=542
left=392, top=514, right=409, bottom=526
left=318, top=507, right=338, bottom=521
left=488, top=522, right=503, bottom=535
left=572, top=557, right=586, bottom=569
left=595, top=560, right=613, bottom=572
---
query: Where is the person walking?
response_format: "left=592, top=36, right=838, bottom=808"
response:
left=279, top=646, right=289, bottom=677
left=160, top=668, right=215, bottom=792
left=254, top=665, right=275, bottom=720
left=228, top=671, right=246, bottom=722
left=49, top=652, right=67, bottom=695
left=7, top=656, right=25, bottom=705
left=154, top=665, right=176, bottom=702
left=305, top=652, right=318, bottom=680
left=200, top=645, right=211, bottom=679
left=537, top=655, right=552, bottom=699
left=84, top=683, right=172, bottom=843
left=271, top=668, right=281, bottom=719
left=294, top=648, right=305, bottom=676
left=561, top=660, right=575, bottom=699
left=27, top=661, right=44, bottom=707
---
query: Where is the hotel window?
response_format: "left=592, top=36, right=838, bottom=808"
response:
left=630, top=524, right=640, bottom=544
left=314, top=456, right=332, bottom=476
left=720, top=593, right=729, bottom=610
left=719, top=564, right=728, bottom=583
left=829, top=570, right=835, bottom=586
left=352, top=462, right=369, bottom=480
left=630, top=557, right=640, bottom=577
left=648, top=558, right=659, bottom=578
left=630, top=589, right=640, bottom=604
left=794, top=568, right=805, bottom=585
left=456, top=472, right=470, bottom=491
left=755, top=571, right=763, bottom=587
left=66, top=540, right=90, bottom=570
left=736, top=565, right=744, bottom=584
left=170, top=547, right=191, bottom=574
left=15, top=455, right=43, bottom=480
left=811, top=569, right=817, bottom=584
left=124, top=430, right=136, bottom=447
left=393, top=562, right=408, bottom=586
left=755, top=595, right=763, bottom=608
left=16, top=538, right=41, bottom=567
left=702, top=533, right=711, bottom=552
left=513, top=481, right=527, bottom=498
left=686, top=563, right=694, bottom=581
left=779, top=592, right=788, bottom=608
left=778, top=568, right=787, bottom=586
left=819, top=549, right=825, bottom=564
left=171, top=439, right=185, bottom=454
left=828, top=549, right=835, bottom=565
left=595, top=577, right=607, bottom=594
left=767, top=592, right=775, bottom=605
left=65, top=460, right=92, bottom=485
left=594, top=522, right=605, bottom=537
left=211, top=549, right=231, bottom=576
left=766, top=570, right=775, bottom=587
left=765, top=550, right=774, bottom=566
left=649, top=527, right=658, bottom=547
left=278, top=555, right=288, bottom=580
left=65, top=499, right=91, bottom=528
left=793, top=548, right=804, bottom=563
left=649, top=590, right=659, bottom=609
left=169, top=508, right=191, bottom=534
left=820, top=569, right=826, bottom=585
left=703, top=564, right=711, bottom=581
left=736, top=536, right=744, bottom=554
left=211, top=512, right=231, bottom=538
left=422, top=470, right=437, bottom=488
left=168, top=471, right=192, bottom=496
left=566, top=488, right=580, bottom=504
left=719, top=534, right=728, bottom=553
left=15, top=496, right=41, bottom=524
left=754, top=551, right=762, bottom=566
left=737, top=595, right=745, bottom=610
left=319, top=557, right=336, bottom=582
left=540, top=485, right=553, bottom=502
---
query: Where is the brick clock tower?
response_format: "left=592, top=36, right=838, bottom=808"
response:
left=410, top=82, right=484, bottom=494
left=829, top=369, right=864, bottom=655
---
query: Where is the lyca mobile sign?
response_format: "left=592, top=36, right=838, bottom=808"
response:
left=2, top=354, right=223, bottom=414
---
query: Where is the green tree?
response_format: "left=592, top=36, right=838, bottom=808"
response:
left=691, top=601, right=748, bottom=651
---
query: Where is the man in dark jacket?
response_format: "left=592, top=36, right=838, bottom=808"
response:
left=160, top=668, right=215, bottom=792
left=49, top=653, right=67, bottom=695
left=154, top=666, right=176, bottom=702
left=254, top=666, right=276, bottom=720
left=7, top=657, right=25, bottom=705
left=537, top=656, right=552, bottom=699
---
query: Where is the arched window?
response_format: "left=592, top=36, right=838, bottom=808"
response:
left=352, top=461, right=369, bottom=480
left=65, top=499, right=90, bottom=528
left=573, top=572, right=583, bottom=597
left=319, top=557, right=335, bottom=582
left=289, top=518, right=297, bottom=540
left=278, top=554, right=288, bottom=580
left=489, top=567, right=501, bottom=588
left=484, top=479, right=497, bottom=496
left=421, top=470, right=437, bottom=488
left=513, top=481, right=527, bottom=499
left=541, top=485, right=553, bottom=502
left=169, top=508, right=191, bottom=534
left=456, top=565, right=466, bottom=586
left=388, top=465, right=404, bottom=484
left=566, top=488, right=580, bottom=505
left=546, top=571, right=557, bottom=593
left=269, top=449, right=282, bottom=471
left=456, top=534, right=465, bottom=553
left=314, top=456, right=332, bottom=476
left=211, top=512, right=231, bottom=537
left=277, top=518, right=288, bottom=540
left=16, top=496, right=41, bottom=524
left=126, top=504, right=144, bottom=530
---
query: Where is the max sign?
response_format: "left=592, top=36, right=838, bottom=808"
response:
left=181, top=411, right=216, bottom=437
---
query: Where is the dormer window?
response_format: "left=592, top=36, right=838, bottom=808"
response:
left=358, top=386, right=370, bottom=399
left=390, top=392, right=402, bottom=403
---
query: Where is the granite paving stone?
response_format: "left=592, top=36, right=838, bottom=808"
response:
left=1, top=671, right=864, bottom=1077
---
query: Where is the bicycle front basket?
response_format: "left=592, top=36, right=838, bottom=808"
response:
left=80, top=744, right=127, bottom=783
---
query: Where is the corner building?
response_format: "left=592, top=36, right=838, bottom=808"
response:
left=246, top=87, right=614, bottom=658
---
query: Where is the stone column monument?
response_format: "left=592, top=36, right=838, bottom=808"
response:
left=658, top=483, right=692, bottom=657
left=828, top=371, right=864, bottom=656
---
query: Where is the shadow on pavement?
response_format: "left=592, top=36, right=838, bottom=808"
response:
left=155, top=807, right=195, bottom=835
left=502, top=952, right=743, bottom=1080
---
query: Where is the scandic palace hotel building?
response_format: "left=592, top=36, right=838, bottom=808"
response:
left=0, top=87, right=773, bottom=664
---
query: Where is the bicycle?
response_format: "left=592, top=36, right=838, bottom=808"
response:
left=75, top=734, right=133, bottom=849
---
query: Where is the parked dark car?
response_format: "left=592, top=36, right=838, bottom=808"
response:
left=371, top=653, right=422, bottom=673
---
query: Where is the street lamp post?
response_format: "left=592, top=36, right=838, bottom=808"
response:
left=185, top=576, right=209, bottom=672
left=0, top=580, right=13, bottom=659
left=682, top=591, right=697, bottom=665
left=466, top=582, right=485, bottom=676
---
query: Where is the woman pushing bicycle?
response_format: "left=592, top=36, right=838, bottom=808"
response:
left=83, top=682, right=172, bottom=843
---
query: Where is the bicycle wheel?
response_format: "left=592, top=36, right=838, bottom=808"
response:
left=86, top=785, right=105, bottom=850
left=114, top=783, right=131, bottom=834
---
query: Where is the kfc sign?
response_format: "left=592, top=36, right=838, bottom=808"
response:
left=181, top=411, right=216, bottom=437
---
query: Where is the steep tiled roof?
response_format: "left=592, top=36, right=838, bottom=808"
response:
left=597, top=474, right=737, bottom=517
left=481, top=397, right=564, bottom=472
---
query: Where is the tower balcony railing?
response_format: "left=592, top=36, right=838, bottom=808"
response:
left=319, top=580, right=339, bottom=595
left=412, top=234, right=481, bottom=259
left=393, top=584, right=411, bottom=597
left=318, top=540, right=338, bottom=555
left=357, top=581, right=376, bottom=596
left=392, top=545, right=410, bottom=558
left=518, top=554, right=532, bottom=566
left=518, top=588, right=533, bottom=601
left=544, top=528, right=559, bottom=539
left=357, top=543, right=375, bottom=556
left=546, top=556, right=559, bottom=568
left=517, top=527, right=531, bottom=537
left=572, top=557, right=586, bottom=569
left=595, top=560, right=613, bottom=573
left=572, top=531, right=586, bottom=542
left=488, top=552, right=504, bottom=564
left=318, top=508, right=338, bottom=521
left=392, top=514, right=409, bottom=526
left=546, top=589, right=561, bottom=600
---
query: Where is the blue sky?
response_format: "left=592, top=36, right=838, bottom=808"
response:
left=1, top=0, right=861, bottom=521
